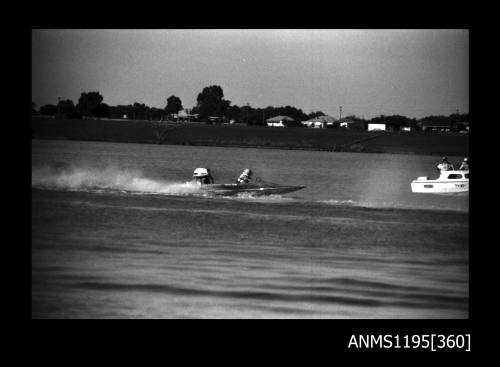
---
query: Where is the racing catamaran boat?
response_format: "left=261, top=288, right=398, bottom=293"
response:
left=411, top=170, right=469, bottom=194
left=192, top=168, right=306, bottom=196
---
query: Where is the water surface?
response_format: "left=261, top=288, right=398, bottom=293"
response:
left=31, top=140, right=468, bottom=318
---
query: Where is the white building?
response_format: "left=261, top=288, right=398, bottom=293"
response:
left=266, top=115, right=295, bottom=127
left=174, top=110, right=199, bottom=122
left=368, top=123, right=386, bottom=131
left=302, top=115, right=338, bottom=128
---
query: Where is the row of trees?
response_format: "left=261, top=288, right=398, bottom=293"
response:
left=32, top=87, right=329, bottom=125
left=34, top=92, right=111, bottom=118
left=32, top=87, right=225, bottom=121
left=32, top=85, right=469, bottom=128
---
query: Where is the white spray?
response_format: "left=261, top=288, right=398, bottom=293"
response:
left=31, top=164, right=202, bottom=196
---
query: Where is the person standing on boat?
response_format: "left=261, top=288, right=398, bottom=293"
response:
left=437, top=157, right=454, bottom=173
left=459, top=157, right=469, bottom=170
left=237, top=168, right=253, bottom=183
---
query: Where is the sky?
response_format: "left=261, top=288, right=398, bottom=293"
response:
left=32, top=29, right=468, bottom=119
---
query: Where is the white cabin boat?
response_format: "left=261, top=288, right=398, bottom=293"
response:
left=411, top=170, right=469, bottom=194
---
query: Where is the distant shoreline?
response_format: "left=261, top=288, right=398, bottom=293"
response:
left=32, top=116, right=469, bottom=157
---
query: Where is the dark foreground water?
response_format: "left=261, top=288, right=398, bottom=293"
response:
left=32, top=140, right=468, bottom=318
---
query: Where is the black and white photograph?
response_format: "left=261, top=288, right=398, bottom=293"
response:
left=31, top=29, right=469, bottom=322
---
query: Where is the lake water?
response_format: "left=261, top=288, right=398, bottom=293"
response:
left=32, top=139, right=469, bottom=318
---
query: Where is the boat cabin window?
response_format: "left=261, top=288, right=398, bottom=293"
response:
left=447, top=174, right=463, bottom=179
left=464, top=173, right=469, bottom=179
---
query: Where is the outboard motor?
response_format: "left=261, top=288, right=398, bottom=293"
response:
left=193, top=168, right=214, bottom=185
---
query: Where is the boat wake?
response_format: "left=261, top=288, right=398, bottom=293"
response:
left=428, top=192, right=469, bottom=197
left=223, top=193, right=296, bottom=202
left=319, top=199, right=356, bottom=206
left=32, top=164, right=202, bottom=196
left=31, top=164, right=300, bottom=203
left=31, top=164, right=306, bottom=202
left=32, top=163, right=464, bottom=211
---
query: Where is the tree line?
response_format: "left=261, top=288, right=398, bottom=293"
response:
left=32, top=85, right=469, bottom=128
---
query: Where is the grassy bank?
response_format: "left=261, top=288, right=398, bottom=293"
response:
left=32, top=116, right=469, bottom=156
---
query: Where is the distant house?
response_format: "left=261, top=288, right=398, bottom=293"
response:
left=456, top=121, right=469, bottom=132
left=417, top=121, right=453, bottom=132
left=303, top=115, right=338, bottom=128
left=401, top=126, right=417, bottom=132
left=174, top=109, right=199, bottom=122
left=266, top=115, right=296, bottom=127
left=208, top=116, right=223, bottom=123
left=339, top=118, right=366, bottom=130
left=368, top=123, right=386, bottom=131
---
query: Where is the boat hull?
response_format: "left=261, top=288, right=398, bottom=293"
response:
left=411, top=170, right=469, bottom=194
left=411, top=179, right=469, bottom=193
left=200, top=183, right=306, bottom=196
